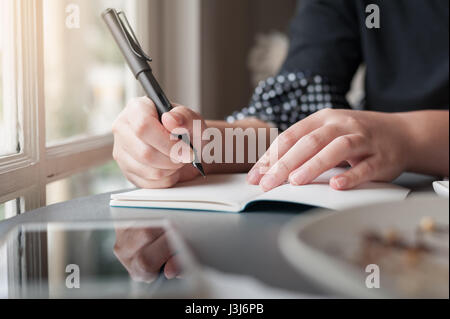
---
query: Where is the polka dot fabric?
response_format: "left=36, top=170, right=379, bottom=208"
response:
left=226, top=71, right=350, bottom=131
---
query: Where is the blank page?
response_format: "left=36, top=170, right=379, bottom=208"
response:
left=111, top=168, right=410, bottom=211
left=255, top=168, right=410, bottom=210
left=111, top=174, right=263, bottom=209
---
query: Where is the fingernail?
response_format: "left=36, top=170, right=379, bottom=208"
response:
left=333, top=176, right=348, bottom=189
left=259, top=156, right=270, bottom=166
left=247, top=168, right=260, bottom=184
left=289, top=175, right=299, bottom=186
left=165, top=269, right=175, bottom=280
left=258, top=164, right=270, bottom=175
left=289, top=168, right=307, bottom=185
left=260, top=174, right=278, bottom=191
left=169, top=112, right=184, bottom=125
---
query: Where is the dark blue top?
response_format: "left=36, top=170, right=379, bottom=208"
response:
left=228, top=0, right=449, bottom=130
left=283, top=0, right=449, bottom=111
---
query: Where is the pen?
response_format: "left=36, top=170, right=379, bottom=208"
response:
left=102, top=8, right=206, bottom=177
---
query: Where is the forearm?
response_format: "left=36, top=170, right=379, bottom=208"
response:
left=203, top=118, right=273, bottom=174
left=400, top=110, right=449, bottom=177
left=204, top=110, right=449, bottom=179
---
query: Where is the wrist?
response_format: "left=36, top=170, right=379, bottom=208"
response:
left=393, top=112, right=418, bottom=172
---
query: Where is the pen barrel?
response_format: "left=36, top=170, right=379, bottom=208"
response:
left=102, top=8, right=173, bottom=118
left=138, top=71, right=173, bottom=119
left=102, top=8, right=151, bottom=78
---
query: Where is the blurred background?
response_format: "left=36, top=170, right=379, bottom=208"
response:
left=1, top=0, right=364, bottom=219
left=43, top=0, right=300, bottom=207
left=1, top=0, right=300, bottom=216
left=42, top=0, right=137, bottom=207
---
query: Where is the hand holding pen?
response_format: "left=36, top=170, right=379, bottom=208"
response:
left=112, top=97, right=209, bottom=189
left=103, top=8, right=206, bottom=178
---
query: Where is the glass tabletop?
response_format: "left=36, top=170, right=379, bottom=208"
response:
left=0, top=220, right=205, bottom=299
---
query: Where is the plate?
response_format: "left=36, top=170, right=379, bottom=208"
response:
left=433, top=181, right=449, bottom=198
left=279, top=196, right=449, bottom=298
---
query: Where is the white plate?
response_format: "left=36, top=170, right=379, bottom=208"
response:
left=433, top=181, right=449, bottom=198
left=279, top=196, right=449, bottom=298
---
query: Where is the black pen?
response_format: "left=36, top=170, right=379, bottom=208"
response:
left=102, top=8, right=206, bottom=177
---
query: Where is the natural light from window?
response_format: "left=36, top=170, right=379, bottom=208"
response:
left=42, top=0, right=136, bottom=205
left=43, top=0, right=135, bottom=144
left=1, top=0, right=141, bottom=212
left=0, top=0, right=19, bottom=158
left=0, top=19, right=3, bottom=152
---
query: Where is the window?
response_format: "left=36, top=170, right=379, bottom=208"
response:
left=0, top=0, right=20, bottom=158
left=0, top=0, right=152, bottom=219
left=44, top=0, right=135, bottom=144
left=0, top=6, right=5, bottom=156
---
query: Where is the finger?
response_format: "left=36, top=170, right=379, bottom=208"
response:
left=259, top=125, right=345, bottom=191
left=162, top=106, right=203, bottom=161
left=161, top=106, right=203, bottom=139
left=128, top=260, right=158, bottom=283
left=125, top=170, right=181, bottom=189
left=115, top=144, right=179, bottom=181
left=131, top=234, right=172, bottom=278
left=126, top=97, right=185, bottom=160
left=247, top=115, right=320, bottom=185
left=114, top=228, right=165, bottom=260
left=289, top=134, right=370, bottom=186
left=330, top=156, right=380, bottom=190
left=164, top=255, right=181, bottom=279
left=114, top=122, right=185, bottom=169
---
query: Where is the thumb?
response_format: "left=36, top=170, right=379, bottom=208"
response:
left=161, top=106, right=204, bottom=141
left=162, top=106, right=204, bottom=163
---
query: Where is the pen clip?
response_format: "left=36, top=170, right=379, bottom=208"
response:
left=116, top=10, right=152, bottom=63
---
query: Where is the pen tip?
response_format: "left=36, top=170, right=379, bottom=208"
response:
left=193, top=162, right=206, bottom=178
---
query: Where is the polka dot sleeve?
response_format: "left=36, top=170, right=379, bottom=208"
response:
left=226, top=71, right=351, bottom=131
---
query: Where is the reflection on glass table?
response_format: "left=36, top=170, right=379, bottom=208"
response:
left=0, top=220, right=204, bottom=298
left=114, top=225, right=182, bottom=283
left=0, top=199, right=21, bottom=222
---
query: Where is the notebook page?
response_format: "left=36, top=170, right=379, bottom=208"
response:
left=111, top=174, right=263, bottom=209
left=253, top=168, right=410, bottom=210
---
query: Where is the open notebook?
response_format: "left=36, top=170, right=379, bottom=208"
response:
left=110, top=168, right=410, bottom=212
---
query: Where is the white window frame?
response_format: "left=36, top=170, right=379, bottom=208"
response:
left=0, top=0, right=151, bottom=214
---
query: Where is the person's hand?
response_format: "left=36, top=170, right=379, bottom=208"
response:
left=247, top=109, right=412, bottom=191
left=112, top=97, right=206, bottom=189
left=113, top=227, right=181, bottom=282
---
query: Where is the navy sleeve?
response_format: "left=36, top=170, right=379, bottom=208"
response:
left=282, top=0, right=362, bottom=87
left=227, top=0, right=362, bottom=131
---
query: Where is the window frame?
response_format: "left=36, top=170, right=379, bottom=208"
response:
left=0, top=0, right=44, bottom=211
left=0, top=0, right=151, bottom=215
